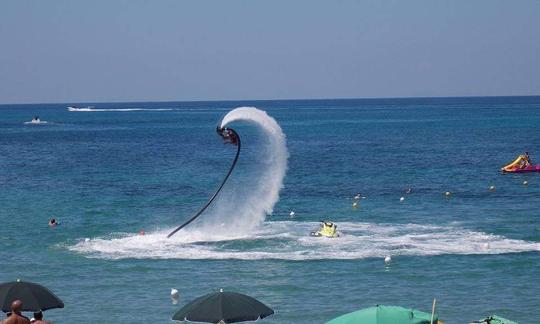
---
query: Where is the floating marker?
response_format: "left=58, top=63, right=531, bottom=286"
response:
left=523, top=180, right=528, bottom=186
left=384, top=256, right=392, bottom=264
left=445, top=191, right=451, bottom=197
left=289, top=211, right=295, bottom=217
left=489, top=185, right=496, bottom=191
left=171, top=288, right=179, bottom=299
left=400, top=197, right=405, bottom=202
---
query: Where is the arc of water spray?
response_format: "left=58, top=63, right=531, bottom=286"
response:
left=167, top=127, right=241, bottom=238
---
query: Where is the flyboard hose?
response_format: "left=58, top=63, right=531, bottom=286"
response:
left=167, top=126, right=241, bottom=238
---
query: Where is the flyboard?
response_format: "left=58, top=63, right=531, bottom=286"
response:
left=167, top=126, right=241, bottom=238
left=167, top=107, right=288, bottom=239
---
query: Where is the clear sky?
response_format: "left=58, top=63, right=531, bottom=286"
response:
left=1, top=0, right=539, bottom=104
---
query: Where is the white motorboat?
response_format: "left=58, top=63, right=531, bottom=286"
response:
left=68, top=105, right=94, bottom=112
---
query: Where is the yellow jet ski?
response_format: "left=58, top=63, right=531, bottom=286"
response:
left=310, top=221, right=338, bottom=238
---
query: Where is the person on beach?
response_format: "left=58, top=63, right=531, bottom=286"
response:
left=2, top=300, right=30, bottom=324
left=30, top=311, right=51, bottom=324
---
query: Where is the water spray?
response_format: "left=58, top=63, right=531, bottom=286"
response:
left=167, top=127, right=241, bottom=238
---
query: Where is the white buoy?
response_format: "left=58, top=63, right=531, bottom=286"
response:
left=84, top=238, right=90, bottom=243
left=171, top=288, right=179, bottom=299
left=384, top=256, right=392, bottom=264
left=523, top=180, right=528, bottom=186
left=489, top=185, right=495, bottom=191
left=445, top=191, right=451, bottom=197
left=289, top=211, right=295, bottom=217
left=400, top=197, right=405, bottom=202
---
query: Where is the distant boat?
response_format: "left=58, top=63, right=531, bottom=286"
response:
left=24, top=116, right=48, bottom=125
left=67, top=106, right=94, bottom=112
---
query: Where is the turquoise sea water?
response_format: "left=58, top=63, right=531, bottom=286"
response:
left=1, top=97, right=539, bottom=323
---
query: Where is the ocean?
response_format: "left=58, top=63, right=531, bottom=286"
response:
left=1, top=97, right=539, bottom=323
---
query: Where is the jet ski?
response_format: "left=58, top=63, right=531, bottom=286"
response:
left=24, top=116, right=47, bottom=125
left=501, top=154, right=540, bottom=173
left=310, top=221, right=338, bottom=238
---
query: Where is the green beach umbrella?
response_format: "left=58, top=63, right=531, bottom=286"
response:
left=326, top=305, right=438, bottom=324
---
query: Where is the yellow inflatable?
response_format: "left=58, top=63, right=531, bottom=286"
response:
left=501, top=155, right=529, bottom=172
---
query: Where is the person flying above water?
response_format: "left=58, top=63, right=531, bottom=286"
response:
left=217, top=127, right=238, bottom=145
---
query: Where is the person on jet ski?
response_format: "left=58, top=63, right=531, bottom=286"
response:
left=311, top=221, right=337, bottom=238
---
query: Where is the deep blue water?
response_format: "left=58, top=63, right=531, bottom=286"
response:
left=1, top=97, right=539, bottom=323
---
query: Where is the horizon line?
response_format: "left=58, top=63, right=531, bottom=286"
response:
left=1, top=93, right=540, bottom=106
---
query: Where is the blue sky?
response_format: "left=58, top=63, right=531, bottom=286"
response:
left=1, top=0, right=539, bottom=104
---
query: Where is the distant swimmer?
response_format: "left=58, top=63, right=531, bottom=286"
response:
left=354, top=193, right=366, bottom=200
left=48, top=218, right=58, bottom=227
left=405, top=187, right=412, bottom=194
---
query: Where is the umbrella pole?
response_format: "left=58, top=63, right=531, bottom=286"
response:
left=430, top=298, right=437, bottom=324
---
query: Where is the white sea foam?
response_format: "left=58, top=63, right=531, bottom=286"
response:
left=69, top=221, right=540, bottom=260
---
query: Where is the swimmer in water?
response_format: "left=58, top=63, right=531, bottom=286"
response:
left=48, top=218, right=58, bottom=227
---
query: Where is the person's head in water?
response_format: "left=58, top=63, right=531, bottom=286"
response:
left=11, top=300, right=23, bottom=313
left=48, top=218, right=57, bottom=226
